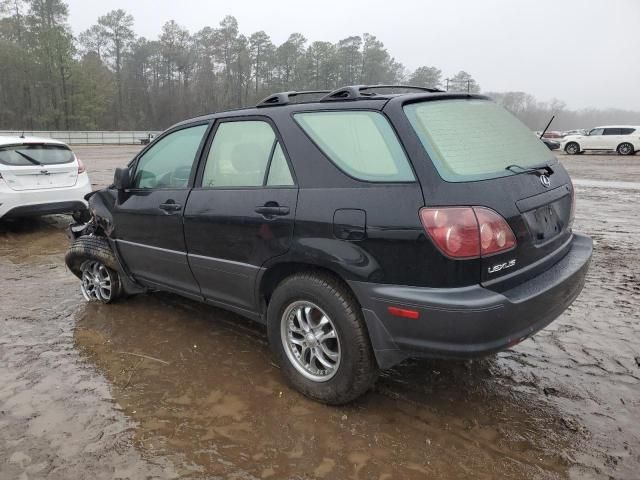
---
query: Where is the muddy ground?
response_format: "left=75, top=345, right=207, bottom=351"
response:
left=1, top=146, right=638, bottom=479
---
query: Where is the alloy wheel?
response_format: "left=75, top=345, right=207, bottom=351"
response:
left=280, top=301, right=341, bottom=382
left=80, top=260, right=114, bottom=302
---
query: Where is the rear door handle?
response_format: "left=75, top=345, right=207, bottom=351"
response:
left=255, top=205, right=290, bottom=217
left=159, top=201, right=182, bottom=212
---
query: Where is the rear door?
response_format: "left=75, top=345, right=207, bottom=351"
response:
left=183, top=118, right=298, bottom=312
left=112, top=123, right=209, bottom=296
left=602, top=128, right=622, bottom=150
left=0, top=143, right=78, bottom=190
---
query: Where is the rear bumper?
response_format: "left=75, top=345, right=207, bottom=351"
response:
left=0, top=173, right=91, bottom=219
left=349, top=233, right=593, bottom=369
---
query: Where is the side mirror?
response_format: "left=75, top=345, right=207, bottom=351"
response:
left=113, top=167, right=131, bottom=190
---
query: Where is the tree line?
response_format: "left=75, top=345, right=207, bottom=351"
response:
left=0, top=0, right=477, bottom=130
left=0, top=1, right=637, bottom=132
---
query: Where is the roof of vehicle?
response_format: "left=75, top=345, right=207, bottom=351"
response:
left=172, top=85, right=488, bottom=129
left=0, top=136, right=69, bottom=147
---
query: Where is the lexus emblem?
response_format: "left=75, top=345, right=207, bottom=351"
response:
left=540, top=174, right=551, bottom=188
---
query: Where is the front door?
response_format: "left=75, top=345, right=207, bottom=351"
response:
left=183, top=118, right=298, bottom=312
left=583, top=127, right=606, bottom=149
left=113, top=123, right=210, bottom=295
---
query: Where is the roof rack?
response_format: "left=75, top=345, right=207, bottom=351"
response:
left=320, top=84, right=444, bottom=102
left=256, top=90, right=331, bottom=108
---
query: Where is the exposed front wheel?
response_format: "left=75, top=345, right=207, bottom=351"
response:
left=66, top=236, right=124, bottom=303
left=565, top=142, right=580, bottom=155
left=80, top=259, right=120, bottom=303
left=617, top=142, right=634, bottom=156
left=267, top=272, right=378, bottom=404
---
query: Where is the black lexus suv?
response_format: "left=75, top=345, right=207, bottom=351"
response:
left=66, top=85, right=592, bottom=404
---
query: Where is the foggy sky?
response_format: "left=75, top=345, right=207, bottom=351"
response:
left=65, top=0, right=640, bottom=111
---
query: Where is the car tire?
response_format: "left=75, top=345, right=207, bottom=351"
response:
left=65, top=236, right=123, bottom=303
left=564, top=142, right=580, bottom=155
left=267, top=272, right=378, bottom=405
left=617, top=143, right=634, bottom=156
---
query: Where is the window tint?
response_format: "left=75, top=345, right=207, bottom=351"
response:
left=589, top=128, right=604, bottom=136
left=620, top=128, right=636, bottom=135
left=203, top=121, right=275, bottom=187
left=0, top=144, right=74, bottom=166
left=294, top=111, right=414, bottom=182
left=267, top=143, right=294, bottom=186
left=134, top=125, right=207, bottom=189
left=404, top=99, right=554, bottom=182
left=603, top=128, right=621, bottom=135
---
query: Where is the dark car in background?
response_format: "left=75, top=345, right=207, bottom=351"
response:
left=65, top=85, right=592, bottom=404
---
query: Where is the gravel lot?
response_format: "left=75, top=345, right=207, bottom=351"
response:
left=1, top=146, right=638, bottom=479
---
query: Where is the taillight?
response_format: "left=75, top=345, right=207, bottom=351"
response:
left=419, top=207, right=516, bottom=259
left=77, top=158, right=86, bottom=174
left=473, top=207, right=517, bottom=255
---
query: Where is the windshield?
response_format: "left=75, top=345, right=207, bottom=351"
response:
left=404, top=99, right=554, bottom=182
left=0, top=144, right=75, bottom=166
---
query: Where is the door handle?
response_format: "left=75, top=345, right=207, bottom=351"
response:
left=255, top=204, right=290, bottom=217
left=159, top=201, right=182, bottom=212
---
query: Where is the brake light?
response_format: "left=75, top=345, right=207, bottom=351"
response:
left=77, top=158, right=86, bottom=174
left=419, top=207, right=516, bottom=259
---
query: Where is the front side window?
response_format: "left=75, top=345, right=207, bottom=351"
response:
left=0, top=144, right=74, bottom=166
left=294, top=111, right=415, bottom=182
left=134, top=124, right=208, bottom=189
left=589, top=128, right=604, bottom=136
left=202, top=120, right=294, bottom=188
left=404, top=99, right=555, bottom=182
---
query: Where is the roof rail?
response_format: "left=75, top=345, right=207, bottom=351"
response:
left=256, top=90, right=331, bottom=108
left=320, top=84, right=443, bottom=102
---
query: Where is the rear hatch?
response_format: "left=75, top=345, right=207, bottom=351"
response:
left=402, top=97, right=574, bottom=289
left=0, top=143, right=78, bottom=190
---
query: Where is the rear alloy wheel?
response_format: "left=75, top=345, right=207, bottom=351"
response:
left=281, top=301, right=341, bottom=381
left=267, top=272, right=378, bottom=404
left=80, top=259, right=119, bottom=303
left=617, top=142, right=634, bottom=156
left=565, top=142, right=580, bottom=155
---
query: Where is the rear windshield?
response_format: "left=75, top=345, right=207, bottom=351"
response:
left=404, top=99, right=554, bottom=182
left=0, top=144, right=74, bottom=166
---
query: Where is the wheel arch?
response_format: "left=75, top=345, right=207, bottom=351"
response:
left=617, top=141, right=637, bottom=154
left=258, top=261, right=359, bottom=315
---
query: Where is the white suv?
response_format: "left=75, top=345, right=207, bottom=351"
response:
left=561, top=125, right=639, bottom=155
left=0, top=136, right=92, bottom=219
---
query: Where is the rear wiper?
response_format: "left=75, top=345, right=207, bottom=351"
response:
left=506, top=163, right=554, bottom=176
left=14, top=150, right=43, bottom=166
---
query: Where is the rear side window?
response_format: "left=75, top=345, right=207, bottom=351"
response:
left=404, top=99, right=554, bottom=182
left=603, top=128, right=621, bottom=135
left=620, top=128, right=636, bottom=135
left=294, top=111, right=414, bottom=182
left=0, top=144, right=74, bottom=166
left=202, top=120, right=294, bottom=188
left=267, top=143, right=294, bottom=186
